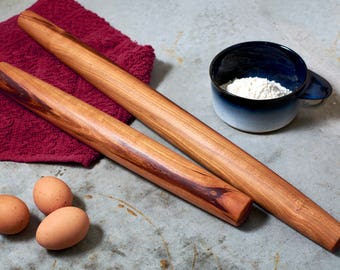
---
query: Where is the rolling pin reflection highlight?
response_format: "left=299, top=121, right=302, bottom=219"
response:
left=0, top=62, right=252, bottom=226
left=17, top=10, right=340, bottom=252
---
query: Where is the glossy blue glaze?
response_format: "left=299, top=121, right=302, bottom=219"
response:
left=211, top=87, right=299, bottom=133
left=209, top=41, right=332, bottom=133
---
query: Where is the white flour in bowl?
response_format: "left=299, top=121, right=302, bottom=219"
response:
left=220, top=77, right=292, bottom=100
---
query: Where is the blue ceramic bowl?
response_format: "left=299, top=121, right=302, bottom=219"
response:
left=209, top=41, right=332, bottom=133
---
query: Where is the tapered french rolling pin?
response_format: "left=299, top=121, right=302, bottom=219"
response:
left=17, top=11, right=340, bottom=252
left=0, top=62, right=252, bottom=226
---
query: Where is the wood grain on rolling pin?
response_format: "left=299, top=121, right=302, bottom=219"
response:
left=17, top=10, right=340, bottom=252
left=0, top=62, right=252, bottom=226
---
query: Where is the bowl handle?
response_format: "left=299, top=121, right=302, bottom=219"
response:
left=298, top=70, right=332, bottom=100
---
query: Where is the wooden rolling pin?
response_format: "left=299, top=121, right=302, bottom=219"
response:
left=17, top=10, right=340, bottom=252
left=0, top=62, right=252, bottom=226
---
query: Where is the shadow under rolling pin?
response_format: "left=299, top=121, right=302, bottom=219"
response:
left=0, top=62, right=252, bottom=227
left=17, top=10, right=340, bottom=252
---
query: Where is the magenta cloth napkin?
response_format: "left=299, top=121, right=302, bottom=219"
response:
left=0, top=0, right=155, bottom=167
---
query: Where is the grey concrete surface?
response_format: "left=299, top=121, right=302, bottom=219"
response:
left=0, top=0, right=339, bottom=269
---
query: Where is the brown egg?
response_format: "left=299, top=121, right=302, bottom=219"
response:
left=36, top=206, right=90, bottom=250
left=33, top=176, right=73, bottom=215
left=0, top=194, right=30, bottom=235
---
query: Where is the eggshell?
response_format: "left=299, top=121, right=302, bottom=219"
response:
left=0, top=194, right=30, bottom=235
left=36, top=206, right=89, bottom=250
left=33, top=176, right=73, bottom=215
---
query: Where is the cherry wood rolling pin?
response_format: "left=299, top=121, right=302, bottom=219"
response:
left=0, top=62, right=252, bottom=226
left=17, top=11, right=340, bottom=252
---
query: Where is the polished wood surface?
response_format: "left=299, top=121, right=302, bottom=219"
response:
left=16, top=10, right=340, bottom=252
left=0, top=62, right=252, bottom=226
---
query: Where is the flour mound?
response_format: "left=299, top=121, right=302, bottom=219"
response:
left=221, top=77, right=292, bottom=100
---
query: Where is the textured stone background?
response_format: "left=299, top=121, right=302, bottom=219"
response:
left=0, top=0, right=339, bottom=269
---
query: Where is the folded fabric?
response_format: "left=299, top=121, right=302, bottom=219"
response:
left=0, top=0, right=155, bottom=167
